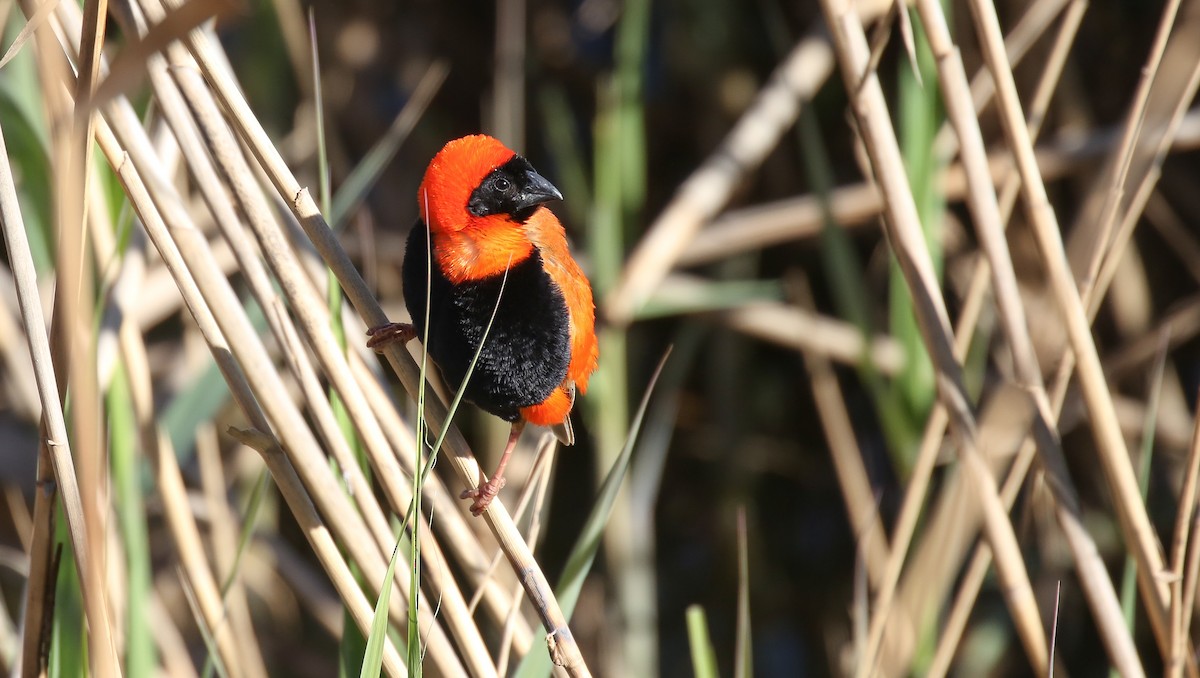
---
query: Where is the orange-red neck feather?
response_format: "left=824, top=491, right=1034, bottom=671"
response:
left=417, top=135, right=535, bottom=283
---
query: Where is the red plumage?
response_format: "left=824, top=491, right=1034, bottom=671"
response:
left=368, top=134, right=598, bottom=515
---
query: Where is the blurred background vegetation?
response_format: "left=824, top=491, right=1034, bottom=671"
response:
left=2, top=0, right=1200, bottom=676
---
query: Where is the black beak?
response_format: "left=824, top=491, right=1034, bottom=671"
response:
left=515, top=168, right=563, bottom=210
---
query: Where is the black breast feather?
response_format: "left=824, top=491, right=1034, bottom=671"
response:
left=401, top=222, right=571, bottom=421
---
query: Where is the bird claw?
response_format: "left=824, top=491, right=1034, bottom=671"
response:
left=366, top=323, right=416, bottom=351
left=460, top=477, right=506, bottom=516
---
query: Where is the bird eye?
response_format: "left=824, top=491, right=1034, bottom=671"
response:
left=493, top=177, right=512, bottom=192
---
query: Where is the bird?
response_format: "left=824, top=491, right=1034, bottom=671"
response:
left=367, top=134, right=599, bottom=516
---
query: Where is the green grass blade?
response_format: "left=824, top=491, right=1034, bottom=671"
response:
left=339, top=563, right=369, bottom=678
left=360, top=537, right=403, bottom=678
left=636, top=279, right=784, bottom=320
left=1111, top=334, right=1168, bottom=677
left=49, top=523, right=85, bottom=678
left=180, top=570, right=230, bottom=678
left=535, top=86, right=591, bottom=225
left=108, top=368, right=156, bottom=676
left=891, top=3, right=944, bottom=474
left=162, top=298, right=272, bottom=461
left=798, top=109, right=918, bottom=463
left=330, top=64, right=448, bottom=229
left=686, top=605, right=720, bottom=678
left=0, top=22, right=52, bottom=275
left=513, top=348, right=672, bottom=678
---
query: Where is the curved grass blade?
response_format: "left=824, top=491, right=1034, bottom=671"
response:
left=686, top=605, right=719, bottom=678
left=360, top=538, right=403, bottom=678
left=330, top=64, right=448, bottom=229
left=513, top=346, right=673, bottom=678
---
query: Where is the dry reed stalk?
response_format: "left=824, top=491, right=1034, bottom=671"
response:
left=114, top=268, right=210, bottom=678
left=0, top=86, right=113, bottom=678
left=929, top=0, right=1072, bottom=156
left=145, top=39, right=502, bottom=668
left=807, top=355, right=892, bottom=588
left=83, top=0, right=417, bottom=614
left=196, top=426, right=271, bottom=676
left=966, top=0, right=1181, bottom=660
left=83, top=15, right=463, bottom=657
left=20, top=0, right=120, bottom=673
left=604, top=30, right=837, bottom=324
left=1087, top=0, right=1183, bottom=275
left=1182, top=510, right=1200, bottom=671
left=89, top=111, right=427, bottom=677
left=793, top=276, right=890, bottom=589
left=818, top=1, right=1050, bottom=673
left=145, top=0, right=592, bottom=669
left=154, top=425, right=256, bottom=677
left=70, top=2, right=117, bottom=671
left=678, top=106, right=1200, bottom=267
left=147, top=595, right=201, bottom=678
left=88, top=95, right=277, bottom=678
left=926, top=4, right=1200, bottom=670
left=715, top=297, right=905, bottom=375
left=1170, top=400, right=1200, bottom=676
left=682, top=0, right=1064, bottom=269
left=906, top=1, right=1145, bottom=671
left=163, top=37, right=512, bottom=674
left=95, top=92, right=410, bottom=672
left=492, top=437, right=558, bottom=673
left=1091, top=56, right=1200, bottom=325
left=913, top=0, right=1140, bottom=673
left=466, top=435, right=559, bottom=616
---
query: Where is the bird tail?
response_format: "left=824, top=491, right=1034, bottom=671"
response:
left=551, top=417, right=574, bottom=446
left=520, top=383, right=577, bottom=446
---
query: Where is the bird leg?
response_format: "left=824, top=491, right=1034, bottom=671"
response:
left=461, top=420, right=525, bottom=516
left=366, top=322, right=416, bottom=351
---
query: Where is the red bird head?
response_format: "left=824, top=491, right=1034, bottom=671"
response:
left=417, top=135, right=562, bottom=235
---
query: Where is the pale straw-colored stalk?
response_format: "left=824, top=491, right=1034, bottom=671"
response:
left=965, top=0, right=1180, bottom=659
left=817, top=2, right=1054, bottom=674
left=913, top=0, right=1140, bottom=672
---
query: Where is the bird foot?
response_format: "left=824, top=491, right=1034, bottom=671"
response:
left=460, top=476, right=507, bottom=516
left=366, top=323, right=416, bottom=351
